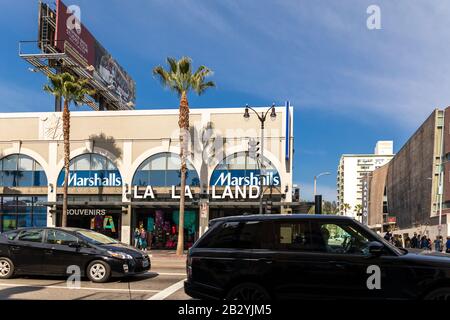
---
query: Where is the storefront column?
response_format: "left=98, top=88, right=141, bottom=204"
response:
left=47, top=142, right=58, bottom=227
left=121, top=205, right=131, bottom=245
left=199, top=199, right=209, bottom=237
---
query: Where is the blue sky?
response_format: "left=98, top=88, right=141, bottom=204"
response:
left=1, top=0, right=449, bottom=201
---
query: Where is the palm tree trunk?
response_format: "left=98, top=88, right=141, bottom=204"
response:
left=176, top=91, right=189, bottom=256
left=62, top=99, right=70, bottom=227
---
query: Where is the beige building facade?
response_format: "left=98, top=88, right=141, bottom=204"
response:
left=0, top=106, right=294, bottom=248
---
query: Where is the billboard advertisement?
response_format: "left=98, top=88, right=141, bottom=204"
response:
left=54, top=0, right=136, bottom=108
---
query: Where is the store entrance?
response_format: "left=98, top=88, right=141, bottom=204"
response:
left=133, top=208, right=199, bottom=250
left=57, top=207, right=121, bottom=240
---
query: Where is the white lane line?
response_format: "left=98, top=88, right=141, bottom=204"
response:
left=148, top=279, right=186, bottom=300
left=0, top=283, right=160, bottom=293
left=150, top=272, right=186, bottom=276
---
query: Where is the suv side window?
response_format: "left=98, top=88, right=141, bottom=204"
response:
left=310, top=222, right=373, bottom=255
left=46, top=230, right=79, bottom=246
left=273, top=221, right=313, bottom=251
left=18, top=229, right=44, bottom=243
left=199, top=221, right=272, bottom=249
left=2, top=230, right=19, bottom=241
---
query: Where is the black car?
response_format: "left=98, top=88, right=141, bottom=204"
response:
left=185, top=214, right=450, bottom=300
left=0, top=227, right=150, bottom=283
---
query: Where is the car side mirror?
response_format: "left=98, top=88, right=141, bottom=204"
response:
left=368, top=241, right=384, bottom=256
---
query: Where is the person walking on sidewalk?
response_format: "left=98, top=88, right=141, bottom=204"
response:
left=139, top=226, right=148, bottom=252
left=434, top=236, right=443, bottom=252
left=446, top=237, right=450, bottom=254
left=133, top=227, right=140, bottom=249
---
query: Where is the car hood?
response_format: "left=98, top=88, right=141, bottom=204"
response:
left=98, top=243, right=148, bottom=259
left=401, top=249, right=450, bottom=267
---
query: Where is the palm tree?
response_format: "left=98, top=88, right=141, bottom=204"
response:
left=44, top=72, right=95, bottom=227
left=153, top=57, right=215, bottom=256
left=342, top=203, right=351, bottom=216
left=354, top=204, right=363, bottom=216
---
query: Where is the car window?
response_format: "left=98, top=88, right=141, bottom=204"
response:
left=46, top=230, right=79, bottom=246
left=311, top=222, right=373, bottom=255
left=1, top=231, right=19, bottom=241
left=18, top=229, right=44, bottom=243
left=199, top=221, right=273, bottom=249
left=273, top=221, right=313, bottom=251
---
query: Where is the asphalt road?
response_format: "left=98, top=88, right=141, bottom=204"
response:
left=0, top=251, right=191, bottom=300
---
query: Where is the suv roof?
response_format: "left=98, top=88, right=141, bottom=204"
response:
left=210, top=214, right=354, bottom=224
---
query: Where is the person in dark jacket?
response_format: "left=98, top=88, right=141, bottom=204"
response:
left=410, top=233, right=418, bottom=248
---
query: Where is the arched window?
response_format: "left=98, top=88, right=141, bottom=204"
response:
left=57, top=154, right=122, bottom=187
left=0, top=154, right=47, bottom=187
left=210, top=152, right=280, bottom=186
left=133, top=152, right=199, bottom=187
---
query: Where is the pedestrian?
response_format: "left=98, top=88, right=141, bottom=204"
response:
left=140, top=226, right=148, bottom=252
left=133, top=227, right=140, bottom=249
left=405, top=235, right=411, bottom=248
left=411, top=233, right=418, bottom=248
left=384, top=231, right=392, bottom=242
left=446, top=237, right=450, bottom=254
left=420, top=236, right=429, bottom=250
left=434, top=236, right=442, bottom=252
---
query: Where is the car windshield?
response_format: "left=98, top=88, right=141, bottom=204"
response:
left=75, top=230, right=118, bottom=245
left=353, top=221, right=405, bottom=256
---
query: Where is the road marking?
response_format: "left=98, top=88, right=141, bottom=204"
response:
left=0, top=283, right=160, bottom=293
left=148, top=279, right=186, bottom=300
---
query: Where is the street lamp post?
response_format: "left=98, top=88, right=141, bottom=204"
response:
left=244, top=104, right=277, bottom=215
left=313, top=172, right=331, bottom=197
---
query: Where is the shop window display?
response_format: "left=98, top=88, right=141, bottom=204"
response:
left=0, top=196, right=47, bottom=232
left=135, top=209, right=198, bottom=250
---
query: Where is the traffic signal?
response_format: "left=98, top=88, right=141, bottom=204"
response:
left=248, top=139, right=260, bottom=159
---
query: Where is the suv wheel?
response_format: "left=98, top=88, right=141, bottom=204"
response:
left=226, top=283, right=271, bottom=301
left=424, top=288, right=450, bottom=300
left=87, top=260, right=111, bottom=283
left=0, top=258, right=14, bottom=279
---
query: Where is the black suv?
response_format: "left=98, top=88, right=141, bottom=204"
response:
left=184, top=214, right=450, bottom=300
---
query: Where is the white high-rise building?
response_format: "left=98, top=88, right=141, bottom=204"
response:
left=337, top=141, right=394, bottom=221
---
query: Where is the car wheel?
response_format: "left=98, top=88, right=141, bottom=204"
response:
left=0, top=258, right=14, bottom=279
left=226, top=283, right=271, bottom=301
left=87, top=260, right=111, bottom=283
left=424, top=288, right=450, bottom=301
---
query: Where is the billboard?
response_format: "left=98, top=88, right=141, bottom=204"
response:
left=54, top=0, right=136, bottom=108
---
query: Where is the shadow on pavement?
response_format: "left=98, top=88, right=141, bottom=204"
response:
left=0, top=285, right=44, bottom=299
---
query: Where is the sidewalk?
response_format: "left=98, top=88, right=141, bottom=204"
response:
left=147, top=250, right=188, bottom=260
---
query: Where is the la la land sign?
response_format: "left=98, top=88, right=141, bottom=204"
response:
left=133, top=184, right=262, bottom=200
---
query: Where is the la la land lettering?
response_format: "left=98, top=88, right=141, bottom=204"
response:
left=133, top=185, right=260, bottom=200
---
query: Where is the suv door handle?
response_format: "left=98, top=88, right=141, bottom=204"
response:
left=258, top=258, right=273, bottom=264
left=44, top=249, right=54, bottom=255
left=10, top=246, right=21, bottom=252
left=329, top=261, right=350, bottom=269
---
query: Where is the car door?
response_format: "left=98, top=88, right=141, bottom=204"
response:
left=10, top=229, right=46, bottom=274
left=42, top=229, right=90, bottom=275
left=266, top=220, right=330, bottom=299
left=307, top=220, right=403, bottom=300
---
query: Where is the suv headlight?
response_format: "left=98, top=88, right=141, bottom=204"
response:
left=108, top=251, right=133, bottom=260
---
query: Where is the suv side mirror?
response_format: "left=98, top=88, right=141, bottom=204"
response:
left=368, top=241, right=384, bottom=256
